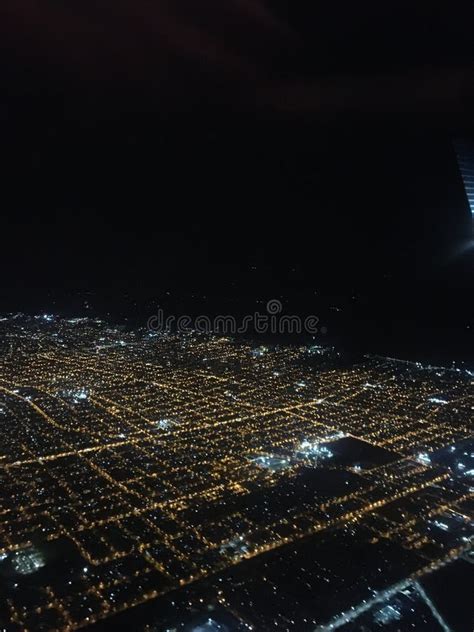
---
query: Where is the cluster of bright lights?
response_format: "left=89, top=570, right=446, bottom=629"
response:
left=432, top=520, right=450, bottom=532
left=251, top=347, right=269, bottom=358
left=374, top=605, right=402, bottom=625
left=11, top=548, right=46, bottom=575
left=221, top=536, right=249, bottom=557
left=61, top=388, right=89, bottom=403
left=251, top=455, right=290, bottom=471
left=416, top=452, right=432, bottom=466
left=428, top=397, right=448, bottom=405
left=155, top=418, right=173, bottom=429
left=298, top=440, right=333, bottom=459
left=36, top=314, right=54, bottom=322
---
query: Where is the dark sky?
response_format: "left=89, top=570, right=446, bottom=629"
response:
left=1, top=1, right=472, bottom=112
left=1, top=1, right=473, bottom=360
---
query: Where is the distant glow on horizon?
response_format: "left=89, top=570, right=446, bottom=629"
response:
left=455, top=139, right=474, bottom=215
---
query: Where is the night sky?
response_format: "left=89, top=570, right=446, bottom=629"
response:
left=1, top=1, right=473, bottom=361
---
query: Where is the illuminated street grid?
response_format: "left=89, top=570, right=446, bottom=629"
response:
left=0, top=316, right=472, bottom=630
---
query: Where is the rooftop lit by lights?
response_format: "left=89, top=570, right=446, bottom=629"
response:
left=417, top=452, right=431, bottom=465
left=432, top=520, right=450, bottom=532
left=155, top=418, right=173, bottom=429
left=374, top=604, right=402, bottom=625
left=11, top=547, right=46, bottom=575
left=220, top=536, right=248, bottom=557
